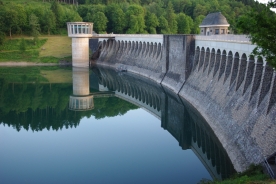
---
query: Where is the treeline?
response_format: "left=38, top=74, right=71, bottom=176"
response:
left=0, top=0, right=82, bottom=41
left=0, top=0, right=266, bottom=41
left=77, top=0, right=265, bottom=34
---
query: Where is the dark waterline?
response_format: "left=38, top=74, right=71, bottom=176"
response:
left=0, top=66, right=235, bottom=184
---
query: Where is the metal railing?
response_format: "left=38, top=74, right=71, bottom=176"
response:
left=67, top=22, right=93, bottom=37
left=241, top=126, right=275, bottom=179
left=195, top=34, right=252, bottom=44
left=263, top=158, right=275, bottom=178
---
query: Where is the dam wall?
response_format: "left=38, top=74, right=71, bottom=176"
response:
left=95, top=35, right=165, bottom=83
left=179, top=45, right=276, bottom=172
left=93, top=34, right=276, bottom=173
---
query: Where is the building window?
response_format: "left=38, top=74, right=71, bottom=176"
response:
left=215, top=29, right=219, bottom=34
left=221, top=29, right=225, bottom=34
left=201, top=29, right=203, bottom=32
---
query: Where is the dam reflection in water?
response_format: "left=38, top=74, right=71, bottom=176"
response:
left=91, top=67, right=236, bottom=180
left=0, top=66, right=235, bottom=183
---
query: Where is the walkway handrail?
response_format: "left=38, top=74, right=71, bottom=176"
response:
left=195, top=35, right=252, bottom=44
left=96, top=34, right=163, bottom=39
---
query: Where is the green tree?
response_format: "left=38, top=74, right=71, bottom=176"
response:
left=29, top=13, right=40, bottom=41
left=13, top=4, right=27, bottom=35
left=191, top=15, right=204, bottom=34
left=209, top=0, right=220, bottom=13
left=2, top=4, right=27, bottom=38
left=157, top=15, right=170, bottom=34
left=125, top=5, right=146, bottom=33
left=63, top=6, right=82, bottom=23
left=237, top=4, right=276, bottom=68
left=0, top=5, right=4, bottom=32
left=87, top=4, right=106, bottom=15
left=77, top=5, right=89, bottom=18
left=145, top=12, right=159, bottom=34
left=82, top=4, right=106, bottom=28
left=93, top=12, right=108, bottom=33
left=193, top=4, right=207, bottom=19
left=41, top=9, right=56, bottom=35
left=106, top=4, right=126, bottom=33
left=182, top=0, right=193, bottom=17
left=144, top=2, right=165, bottom=18
left=51, top=0, right=64, bottom=29
left=177, top=13, right=193, bottom=34
left=172, top=0, right=188, bottom=13
left=166, top=1, right=178, bottom=34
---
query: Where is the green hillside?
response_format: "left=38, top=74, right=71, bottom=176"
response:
left=0, top=0, right=274, bottom=65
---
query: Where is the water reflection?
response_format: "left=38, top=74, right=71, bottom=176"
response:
left=69, top=67, right=94, bottom=111
left=0, top=67, right=137, bottom=131
left=0, top=66, right=236, bottom=180
left=92, top=67, right=236, bottom=180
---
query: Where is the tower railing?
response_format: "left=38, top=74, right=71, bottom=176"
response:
left=67, top=22, right=93, bottom=37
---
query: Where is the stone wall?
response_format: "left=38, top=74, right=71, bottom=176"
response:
left=179, top=48, right=276, bottom=172
left=95, top=38, right=165, bottom=83
left=93, top=34, right=276, bottom=172
left=161, top=35, right=195, bottom=93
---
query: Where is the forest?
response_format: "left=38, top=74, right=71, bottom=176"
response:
left=0, top=0, right=275, bottom=66
left=0, top=0, right=268, bottom=39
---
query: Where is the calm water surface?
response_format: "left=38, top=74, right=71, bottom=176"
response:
left=0, top=66, right=235, bottom=184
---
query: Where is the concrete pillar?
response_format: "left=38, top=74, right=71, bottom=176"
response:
left=72, top=38, right=89, bottom=67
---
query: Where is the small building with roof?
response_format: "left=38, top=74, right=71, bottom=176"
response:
left=199, top=12, right=230, bottom=36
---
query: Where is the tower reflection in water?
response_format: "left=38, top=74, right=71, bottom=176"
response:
left=69, top=67, right=94, bottom=111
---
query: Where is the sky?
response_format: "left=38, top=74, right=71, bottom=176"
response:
left=257, top=0, right=270, bottom=3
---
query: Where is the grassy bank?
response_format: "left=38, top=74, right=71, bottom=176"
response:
left=0, top=36, right=72, bottom=63
left=199, top=165, right=275, bottom=184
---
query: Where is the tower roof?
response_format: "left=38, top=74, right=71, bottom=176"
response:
left=199, top=12, right=230, bottom=27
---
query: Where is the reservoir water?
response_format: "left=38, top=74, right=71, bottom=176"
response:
left=0, top=66, right=235, bottom=184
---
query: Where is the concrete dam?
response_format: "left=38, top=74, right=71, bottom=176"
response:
left=91, top=34, right=276, bottom=174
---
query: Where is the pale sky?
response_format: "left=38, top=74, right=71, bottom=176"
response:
left=257, top=0, right=270, bottom=3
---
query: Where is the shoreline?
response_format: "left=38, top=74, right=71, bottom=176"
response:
left=0, top=61, right=72, bottom=66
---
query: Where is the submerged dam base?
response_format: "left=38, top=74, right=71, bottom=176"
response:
left=92, top=34, right=276, bottom=174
